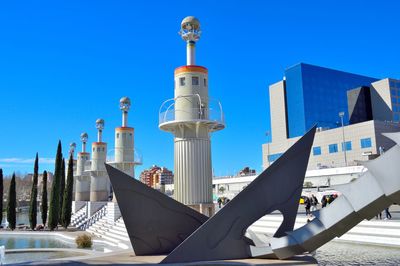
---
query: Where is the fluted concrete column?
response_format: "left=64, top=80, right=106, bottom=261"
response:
left=174, top=138, right=212, bottom=205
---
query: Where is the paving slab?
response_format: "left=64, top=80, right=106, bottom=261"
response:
left=20, top=250, right=317, bottom=265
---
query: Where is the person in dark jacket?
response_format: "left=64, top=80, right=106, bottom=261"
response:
left=305, top=197, right=311, bottom=216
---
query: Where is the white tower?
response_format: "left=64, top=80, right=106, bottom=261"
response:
left=90, top=119, right=109, bottom=201
left=159, top=17, right=225, bottom=216
left=113, top=97, right=136, bottom=177
left=69, top=142, right=76, bottom=156
left=75, top=132, right=91, bottom=201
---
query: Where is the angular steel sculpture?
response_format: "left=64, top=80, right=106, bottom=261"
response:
left=161, top=126, right=317, bottom=263
left=270, top=132, right=400, bottom=259
left=105, top=164, right=208, bottom=255
left=106, top=128, right=400, bottom=263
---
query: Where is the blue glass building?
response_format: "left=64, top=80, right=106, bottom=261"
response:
left=285, top=63, right=378, bottom=138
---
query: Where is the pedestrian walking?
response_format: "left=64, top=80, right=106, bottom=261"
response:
left=385, top=207, right=392, bottom=220
left=321, top=196, right=327, bottom=208
left=311, top=194, right=319, bottom=211
left=305, top=197, right=311, bottom=216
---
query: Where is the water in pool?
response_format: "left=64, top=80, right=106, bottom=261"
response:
left=0, top=234, right=73, bottom=249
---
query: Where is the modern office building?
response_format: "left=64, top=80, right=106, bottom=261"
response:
left=263, top=63, right=400, bottom=170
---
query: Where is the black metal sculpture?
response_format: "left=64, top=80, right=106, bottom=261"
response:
left=161, top=126, right=316, bottom=263
left=105, top=164, right=208, bottom=255
left=106, top=126, right=316, bottom=262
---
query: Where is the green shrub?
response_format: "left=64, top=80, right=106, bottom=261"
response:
left=75, top=234, right=93, bottom=248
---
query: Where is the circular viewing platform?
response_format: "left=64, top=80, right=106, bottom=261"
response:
left=159, top=98, right=225, bottom=133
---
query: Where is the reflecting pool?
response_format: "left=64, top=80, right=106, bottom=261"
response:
left=0, top=233, right=73, bottom=249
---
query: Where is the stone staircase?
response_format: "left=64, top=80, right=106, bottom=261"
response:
left=86, top=216, right=131, bottom=250
left=79, top=204, right=108, bottom=230
left=71, top=204, right=87, bottom=227
left=248, top=214, right=400, bottom=247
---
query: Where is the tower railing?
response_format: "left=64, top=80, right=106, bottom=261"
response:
left=159, top=97, right=225, bottom=128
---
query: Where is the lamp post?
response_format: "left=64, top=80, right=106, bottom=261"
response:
left=265, top=131, right=270, bottom=168
left=339, top=112, right=348, bottom=166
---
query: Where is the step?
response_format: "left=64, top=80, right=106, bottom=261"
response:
left=107, top=228, right=129, bottom=238
left=104, top=231, right=130, bottom=242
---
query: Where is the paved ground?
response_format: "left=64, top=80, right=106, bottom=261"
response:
left=20, top=250, right=317, bottom=266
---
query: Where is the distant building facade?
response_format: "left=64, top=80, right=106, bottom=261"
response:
left=263, top=63, right=400, bottom=170
left=140, top=165, right=174, bottom=190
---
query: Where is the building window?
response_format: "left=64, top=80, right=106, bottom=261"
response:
left=97, top=147, right=100, bottom=152
left=342, top=141, right=352, bottom=151
left=93, top=148, right=95, bottom=152
left=117, top=133, right=119, bottom=138
left=204, top=78, right=207, bottom=86
left=360, top=138, right=372, bottom=148
left=391, top=89, right=396, bottom=96
left=192, top=76, right=199, bottom=85
left=329, top=143, right=338, bottom=153
left=268, top=153, right=283, bottom=163
left=313, top=146, right=322, bottom=156
left=179, top=77, right=186, bottom=86
left=394, top=113, right=400, bottom=121
left=129, top=133, right=132, bottom=136
left=102, top=147, right=105, bottom=152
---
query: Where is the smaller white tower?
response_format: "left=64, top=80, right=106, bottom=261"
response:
left=75, top=132, right=91, bottom=201
left=90, top=119, right=109, bottom=202
left=113, top=97, right=136, bottom=176
left=69, top=142, right=77, bottom=200
left=69, top=142, right=76, bottom=156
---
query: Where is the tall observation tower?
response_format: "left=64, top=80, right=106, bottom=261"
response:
left=159, top=16, right=225, bottom=216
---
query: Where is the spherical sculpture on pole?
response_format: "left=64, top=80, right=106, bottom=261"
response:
left=179, top=16, right=201, bottom=66
left=69, top=142, right=76, bottom=155
left=120, top=97, right=131, bottom=127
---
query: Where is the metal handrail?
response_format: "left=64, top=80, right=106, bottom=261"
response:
left=159, top=97, right=225, bottom=126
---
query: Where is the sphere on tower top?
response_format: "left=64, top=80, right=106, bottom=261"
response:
left=80, top=132, right=88, bottom=143
left=120, top=97, right=131, bottom=112
left=70, top=142, right=76, bottom=149
left=96, top=118, right=105, bottom=130
left=179, top=16, right=201, bottom=42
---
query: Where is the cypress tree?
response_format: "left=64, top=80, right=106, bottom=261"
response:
left=59, top=158, right=65, bottom=221
left=62, top=154, right=74, bottom=229
left=41, top=170, right=48, bottom=226
left=0, top=169, right=3, bottom=227
left=6, top=173, right=16, bottom=230
left=29, top=153, right=39, bottom=230
left=48, top=141, right=62, bottom=230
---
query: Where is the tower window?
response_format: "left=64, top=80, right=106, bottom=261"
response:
left=192, top=76, right=199, bottom=85
left=93, top=148, right=95, bottom=152
left=204, top=78, right=207, bottom=86
left=129, top=133, right=132, bottom=136
left=179, top=77, right=186, bottom=86
left=117, top=133, right=120, bottom=138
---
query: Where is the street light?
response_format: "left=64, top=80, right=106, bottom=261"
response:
left=339, top=111, right=348, bottom=166
left=265, top=131, right=270, bottom=168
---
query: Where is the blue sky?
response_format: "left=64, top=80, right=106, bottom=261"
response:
left=0, top=1, right=399, bottom=176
